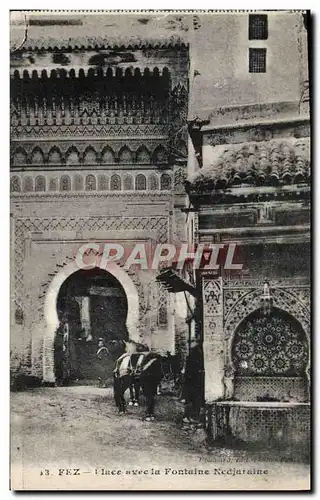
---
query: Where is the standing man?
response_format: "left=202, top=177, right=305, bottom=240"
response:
left=96, top=338, right=111, bottom=387
left=182, top=337, right=204, bottom=424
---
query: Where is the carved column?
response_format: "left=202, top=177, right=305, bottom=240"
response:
left=202, top=277, right=225, bottom=401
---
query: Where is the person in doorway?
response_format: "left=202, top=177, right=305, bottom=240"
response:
left=96, top=338, right=111, bottom=387
left=54, top=315, right=66, bottom=386
left=57, top=312, right=72, bottom=385
left=182, top=337, right=204, bottom=424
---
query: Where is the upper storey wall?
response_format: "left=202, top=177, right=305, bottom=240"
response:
left=188, top=12, right=309, bottom=121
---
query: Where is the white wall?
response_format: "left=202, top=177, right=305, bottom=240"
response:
left=190, top=12, right=303, bottom=118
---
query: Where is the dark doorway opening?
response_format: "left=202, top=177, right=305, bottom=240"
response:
left=54, top=267, right=128, bottom=385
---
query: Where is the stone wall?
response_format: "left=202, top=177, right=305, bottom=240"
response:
left=207, top=402, right=310, bottom=451
left=10, top=191, right=183, bottom=381
left=190, top=12, right=306, bottom=119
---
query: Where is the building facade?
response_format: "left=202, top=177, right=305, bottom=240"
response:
left=10, top=14, right=191, bottom=384
left=10, top=12, right=311, bottom=447
left=185, top=11, right=310, bottom=446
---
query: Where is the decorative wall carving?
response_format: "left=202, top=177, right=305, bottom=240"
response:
left=60, top=175, right=71, bottom=191
left=11, top=141, right=170, bottom=166
left=23, top=176, right=33, bottom=192
left=110, top=174, right=121, bottom=191
left=174, top=166, right=187, bottom=190
left=203, top=279, right=223, bottom=317
left=98, top=174, right=108, bottom=191
left=224, top=286, right=310, bottom=342
left=160, top=173, right=172, bottom=190
left=152, top=145, right=168, bottom=164
left=13, top=215, right=169, bottom=311
left=201, top=277, right=310, bottom=403
left=49, top=178, right=58, bottom=191
left=136, top=174, right=146, bottom=191
left=66, top=147, right=80, bottom=165
left=118, top=145, right=133, bottom=164
left=35, top=175, right=46, bottom=192
left=11, top=172, right=173, bottom=193
left=11, top=80, right=171, bottom=130
left=101, top=146, right=116, bottom=164
left=11, top=123, right=169, bottom=140
left=31, top=147, right=44, bottom=164
left=157, top=282, right=169, bottom=326
left=232, top=310, right=308, bottom=377
left=136, top=146, right=151, bottom=164
left=148, top=173, right=159, bottom=190
left=74, top=174, right=84, bottom=191
left=10, top=175, right=21, bottom=192
left=13, top=147, right=27, bottom=165
left=123, top=174, right=134, bottom=191
left=202, top=277, right=224, bottom=401
left=85, top=174, right=96, bottom=191
left=83, top=146, right=97, bottom=164
left=48, top=147, right=62, bottom=164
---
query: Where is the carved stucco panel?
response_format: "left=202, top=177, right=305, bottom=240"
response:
left=223, top=285, right=311, bottom=396
left=202, top=278, right=225, bottom=401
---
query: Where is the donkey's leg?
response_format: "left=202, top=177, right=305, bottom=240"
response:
left=133, top=378, right=140, bottom=406
left=114, top=376, right=128, bottom=414
left=128, top=382, right=135, bottom=406
left=141, top=379, right=157, bottom=420
left=147, top=393, right=155, bottom=418
left=113, top=376, right=122, bottom=411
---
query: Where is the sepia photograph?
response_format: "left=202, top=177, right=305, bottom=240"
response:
left=9, top=10, right=311, bottom=491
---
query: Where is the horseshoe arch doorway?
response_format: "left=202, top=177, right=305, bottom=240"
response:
left=54, top=267, right=128, bottom=385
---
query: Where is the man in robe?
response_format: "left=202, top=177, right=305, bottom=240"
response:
left=96, top=338, right=111, bottom=387
left=182, top=337, right=204, bottom=424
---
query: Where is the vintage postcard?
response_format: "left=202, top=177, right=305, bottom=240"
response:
left=10, top=10, right=311, bottom=491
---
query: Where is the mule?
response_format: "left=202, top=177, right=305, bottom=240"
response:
left=113, top=351, right=163, bottom=421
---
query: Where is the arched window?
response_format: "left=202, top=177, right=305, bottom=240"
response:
left=136, top=174, right=146, bottom=191
left=152, top=145, right=167, bottom=164
left=23, top=176, right=33, bottom=192
left=48, top=147, right=62, bottom=164
left=123, top=174, right=134, bottom=191
left=60, top=175, right=71, bottom=191
left=35, top=175, right=46, bottom=192
left=66, top=148, right=80, bottom=166
left=31, top=148, right=44, bottom=165
left=83, top=147, right=97, bottom=164
left=136, top=146, right=151, bottom=164
left=10, top=176, right=21, bottom=192
left=148, top=174, right=159, bottom=191
left=160, top=173, right=172, bottom=190
left=49, top=178, right=58, bottom=191
left=118, top=146, right=133, bottom=164
left=110, top=174, right=121, bottom=191
left=101, top=147, right=116, bottom=164
left=85, top=174, right=96, bottom=191
left=98, top=175, right=108, bottom=191
left=74, top=174, right=84, bottom=191
left=13, top=148, right=27, bottom=166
